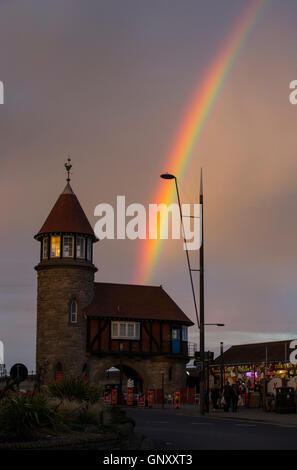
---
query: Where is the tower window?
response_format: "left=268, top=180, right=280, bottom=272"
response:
left=42, top=237, right=49, bottom=259
left=70, top=299, right=77, bottom=323
left=63, top=236, right=74, bottom=257
left=50, top=236, right=60, bottom=258
left=87, top=238, right=92, bottom=261
left=76, top=236, right=85, bottom=259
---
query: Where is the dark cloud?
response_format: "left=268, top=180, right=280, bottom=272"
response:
left=0, top=0, right=297, bottom=370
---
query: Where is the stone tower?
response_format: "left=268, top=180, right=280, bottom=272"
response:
left=34, top=161, right=98, bottom=383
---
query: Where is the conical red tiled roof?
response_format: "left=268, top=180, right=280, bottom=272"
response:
left=35, top=183, right=95, bottom=237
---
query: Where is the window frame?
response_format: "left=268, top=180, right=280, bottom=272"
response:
left=50, top=235, right=61, bottom=258
left=70, top=299, right=78, bottom=324
left=42, top=237, right=49, bottom=259
left=87, top=238, right=92, bottom=261
left=63, top=235, right=74, bottom=258
left=182, top=325, right=188, bottom=341
left=111, top=321, right=140, bottom=340
left=76, top=236, right=85, bottom=259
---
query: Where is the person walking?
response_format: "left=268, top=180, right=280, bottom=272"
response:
left=231, top=384, right=239, bottom=412
left=223, top=382, right=232, bottom=412
left=211, top=387, right=219, bottom=410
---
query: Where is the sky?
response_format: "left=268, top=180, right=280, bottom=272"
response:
left=1, top=0, right=297, bottom=371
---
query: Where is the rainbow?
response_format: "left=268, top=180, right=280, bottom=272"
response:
left=137, top=0, right=270, bottom=285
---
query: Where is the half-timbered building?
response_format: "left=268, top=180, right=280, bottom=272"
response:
left=34, top=172, right=193, bottom=393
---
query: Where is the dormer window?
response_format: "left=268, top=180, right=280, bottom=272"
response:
left=42, top=237, right=49, bottom=259
left=63, top=235, right=74, bottom=257
left=50, top=236, right=60, bottom=258
left=76, top=236, right=85, bottom=259
left=70, top=300, right=77, bottom=323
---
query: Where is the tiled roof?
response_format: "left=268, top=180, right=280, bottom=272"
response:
left=85, top=282, right=194, bottom=324
left=35, top=183, right=95, bottom=237
left=214, top=339, right=295, bottom=365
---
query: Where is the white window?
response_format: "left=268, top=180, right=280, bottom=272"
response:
left=112, top=323, right=118, bottom=337
left=111, top=321, right=140, bottom=339
left=70, top=300, right=77, bottom=323
left=76, top=236, right=85, bottom=259
left=182, top=326, right=188, bottom=341
left=87, top=238, right=92, bottom=261
left=63, top=236, right=73, bottom=257
left=50, top=236, right=60, bottom=258
left=42, top=237, right=49, bottom=259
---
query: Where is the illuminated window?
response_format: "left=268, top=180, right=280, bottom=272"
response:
left=63, top=236, right=73, bottom=257
left=42, top=237, right=49, bottom=259
left=111, top=321, right=140, bottom=339
left=50, top=236, right=60, bottom=258
left=70, top=299, right=77, bottom=323
left=87, top=238, right=92, bottom=261
left=76, top=236, right=85, bottom=259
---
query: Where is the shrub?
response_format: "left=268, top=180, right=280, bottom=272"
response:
left=48, top=377, right=101, bottom=403
left=0, top=393, right=62, bottom=438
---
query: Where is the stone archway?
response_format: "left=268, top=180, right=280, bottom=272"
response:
left=88, top=356, right=149, bottom=392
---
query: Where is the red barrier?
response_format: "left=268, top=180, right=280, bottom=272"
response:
left=127, top=387, right=134, bottom=406
left=138, top=394, right=145, bottom=407
left=111, top=389, right=117, bottom=405
left=156, top=388, right=163, bottom=404
left=148, top=390, right=154, bottom=408
left=104, top=393, right=111, bottom=405
left=180, top=387, right=195, bottom=404
left=174, top=391, right=181, bottom=409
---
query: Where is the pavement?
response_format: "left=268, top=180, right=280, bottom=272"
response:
left=126, top=407, right=297, bottom=450
left=167, top=404, right=297, bottom=426
left=126, top=404, right=297, bottom=426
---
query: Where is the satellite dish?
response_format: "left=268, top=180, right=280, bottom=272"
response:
left=10, top=363, right=28, bottom=383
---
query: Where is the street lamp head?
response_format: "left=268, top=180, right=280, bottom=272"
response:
left=216, top=324, right=225, bottom=327
left=160, top=173, right=176, bottom=180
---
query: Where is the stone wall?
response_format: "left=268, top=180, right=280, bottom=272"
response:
left=35, top=258, right=96, bottom=383
left=88, top=354, right=187, bottom=394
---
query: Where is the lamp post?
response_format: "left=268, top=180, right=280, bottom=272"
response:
left=160, top=173, right=200, bottom=329
left=119, top=342, right=123, bottom=405
left=160, top=172, right=225, bottom=415
left=220, top=341, right=224, bottom=392
left=199, top=171, right=205, bottom=415
left=160, top=172, right=204, bottom=412
left=161, top=371, right=165, bottom=408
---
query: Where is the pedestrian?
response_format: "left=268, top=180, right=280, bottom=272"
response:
left=231, top=384, right=239, bottom=412
left=204, top=388, right=209, bottom=413
left=211, top=387, right=219, bottom=410
left=223, top=382, right=232, bottom=412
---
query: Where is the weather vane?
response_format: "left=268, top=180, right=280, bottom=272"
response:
left=65, top=157, right=72, bottom=182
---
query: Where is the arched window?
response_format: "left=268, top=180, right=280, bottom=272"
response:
left=55, top=362, right=63, bottom=382
left=70, top=299, right=77, bottom=323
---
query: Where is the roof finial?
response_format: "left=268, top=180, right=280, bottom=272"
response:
left=65, top=157, right=72, bottom=182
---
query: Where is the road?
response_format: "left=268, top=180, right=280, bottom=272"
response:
left=126, top=408, right=297, bottom=450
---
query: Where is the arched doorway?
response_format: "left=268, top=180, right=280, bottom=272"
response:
left=92, top=359, right=145, bottom=393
